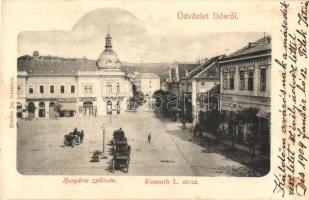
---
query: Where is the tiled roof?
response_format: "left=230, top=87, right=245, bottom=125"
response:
left=223, top=35, right=271, bottom=60
left=193, top=62, right=219, bottom=79
left=178, top=63, right=200, bottom=79
left=182, top=55, right=224, bottom=80
left=17, top=57, right=98, bottom=75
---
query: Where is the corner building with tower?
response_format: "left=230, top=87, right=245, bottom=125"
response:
left=17, top=31, right=133, bottom=118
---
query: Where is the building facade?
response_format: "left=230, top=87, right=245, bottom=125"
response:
left=191, top=55, right=224, bottom=124
left=17, top=31, right=133, bottom=118
left=218, top=36, right=271, bottom=148
left=134, top=73, right=160, bottom=97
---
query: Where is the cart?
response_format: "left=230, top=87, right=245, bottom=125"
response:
left=111, top=154, right=130, bottom=173
left=113, top=129, right=127, bottom=145
left=111, top=139, right=131, bottom=173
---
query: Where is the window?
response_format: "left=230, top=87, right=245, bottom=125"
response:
left=260, top=68, right=266, bottom=91
left=17, top=85, right=22, bottom=95
left=71, top=85, right=75, bottom=93
left=50, top=85, right=54, bottom=93
left=106, top=82, right=112, bottom=93
left=239, top=71, right=245, bottom=90
left=60, top=85, right=65, bottom=93
left=39, top=85, right=44, bottom=94
left=223, top=73, right=228, bottom=90
left=84, top=85, right=92, bottom=94
left=88, top=85, right=92, bottom=94
left=29, top=85, right=34, bottom=94
left=248, top=70, right=254, bottom=91
left=229, top=71, right=234, bottom=90
left=116, top=83, right=120, bottom=93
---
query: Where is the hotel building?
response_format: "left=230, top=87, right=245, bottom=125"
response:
left=17, top=31, right=133, bottom=118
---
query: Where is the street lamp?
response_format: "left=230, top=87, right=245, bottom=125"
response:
left=101, top=123, right=106, bottom=154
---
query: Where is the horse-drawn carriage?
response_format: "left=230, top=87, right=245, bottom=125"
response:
left=64, top=128, right=84, bottom=148
left=111, top=128, right=131, bottom=173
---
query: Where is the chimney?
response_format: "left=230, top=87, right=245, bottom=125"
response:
left=169, top=67, right=172, bottom=82
left=176, top=63, right=179, bottom=81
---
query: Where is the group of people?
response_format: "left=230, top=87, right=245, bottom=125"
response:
left=64, top=128, right=85, bottom=148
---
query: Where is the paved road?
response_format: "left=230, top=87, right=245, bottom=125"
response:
left=17, top=108, right=256, bottom=176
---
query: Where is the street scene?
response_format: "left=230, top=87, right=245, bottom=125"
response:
left=17, top=8, right=271, bottom=177
left=17, top=106, right=265, bottom=176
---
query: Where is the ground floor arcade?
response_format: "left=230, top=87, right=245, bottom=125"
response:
left=17, top=96, right=130, bottom=118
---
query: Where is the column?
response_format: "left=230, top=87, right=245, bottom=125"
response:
left=254, top=63, right=259, bottom=96
left=34, top=102, right=39, bottom=118
left=45, top=101, right=49, bottom=118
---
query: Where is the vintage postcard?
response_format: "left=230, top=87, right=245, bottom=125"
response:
left=0, top=0, right=308, bottom=199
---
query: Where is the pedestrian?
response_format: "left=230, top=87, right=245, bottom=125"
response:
left=148, top=133, right=151, bottom=144
left=80, top=130, right=84, bottom=143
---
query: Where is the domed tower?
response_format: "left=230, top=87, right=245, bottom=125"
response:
left=96, top=29, right=121, bottom=70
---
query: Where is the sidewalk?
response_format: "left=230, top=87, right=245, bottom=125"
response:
left=202, top=132, right=262, bottom=156
left=162, top=120, right=270, bottom=176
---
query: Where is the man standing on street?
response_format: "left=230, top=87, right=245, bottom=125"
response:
left=148, top=133, right=151, bottom=144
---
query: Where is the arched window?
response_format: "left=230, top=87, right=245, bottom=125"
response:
left=116, top=82, right=120, bottom=93
left=106, top=82, right=112, bottom=93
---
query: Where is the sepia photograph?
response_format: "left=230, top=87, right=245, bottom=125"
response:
left=16, top=8, right=271, bottom=177
left=2, top=0, right=308, bottom=199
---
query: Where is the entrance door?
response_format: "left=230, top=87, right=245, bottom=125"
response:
left=38, top=102, right=45, bottom=117
left=28, top=102, right=35, bottom=118
left=83, top=102, right=93, bottom=116
left=49, top=102, right=56, bottom=118
left=107, top=101, right=112, bottom=114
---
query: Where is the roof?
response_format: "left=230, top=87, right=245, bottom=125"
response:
left=17, top=56, right=99, bottom=75
left=182, top=55, right=224, bottom=80
left=17, top=55, right=138, bottom=76
left=177, top=63, right=200, bottom=79
left=193, top=62, right=219, bottom=80
left=220, top=35, right=271, bottom=62
left=136, top=72, right=160, bottom=79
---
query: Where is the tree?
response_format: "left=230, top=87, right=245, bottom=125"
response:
left=200, top=110, right=225, bottom=141
left=27, top=103, right=36, bottom=119
left=54, top=103, right=63, bottom=118
left=132, top=84, right=137, bottom=97
left=234, top=107, right=260, bottom=152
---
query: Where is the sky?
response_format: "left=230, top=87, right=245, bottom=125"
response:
left=17, top=8, right=265, bottom=63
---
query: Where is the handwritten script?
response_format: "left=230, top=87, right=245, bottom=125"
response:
left=273, top=1, right=308, bottom=197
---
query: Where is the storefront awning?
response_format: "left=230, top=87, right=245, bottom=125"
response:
left=59, top=103, right=76, bottom=111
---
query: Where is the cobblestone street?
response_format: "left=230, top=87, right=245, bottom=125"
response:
left=17, top=108, right=260, bottom=176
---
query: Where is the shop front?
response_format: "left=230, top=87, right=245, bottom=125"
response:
left=58, top=98, right=77, bottom=117
left=79, top=97, right=97, bottom=117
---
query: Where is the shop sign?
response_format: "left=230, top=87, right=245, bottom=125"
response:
left=57, top=98, right=77, bottom=103
left=27, top=98, right=57, bottom=102
left=26, top=98, right=76, bottom=103
left=79, top=97, right=97, bottom=102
